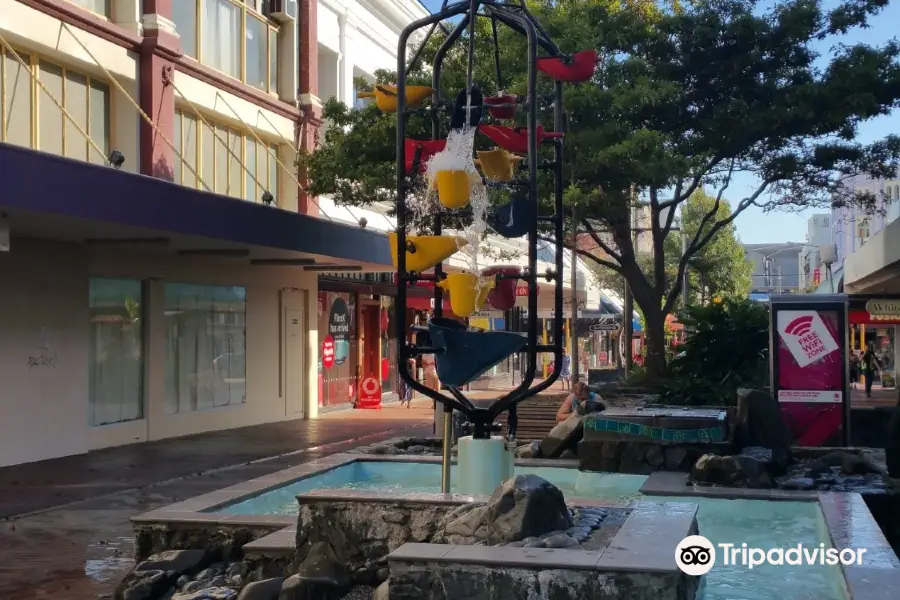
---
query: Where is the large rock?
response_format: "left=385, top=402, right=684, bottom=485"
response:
left=134, top=550, right=208, bottom=576
left=236, top=578, right=284, bottom=600
left=280, top=543, right=352, bottom=600
left=484, top=475, right=572, bottom=543
left=539, top=414, right=584, bottom=458
left=115, top=569, right=170, bottom=600
left=732, top=389, right=792, bottom=470
left=432, top=475, right=572, bottom=545
left=691, top=453, right=772, bottom=488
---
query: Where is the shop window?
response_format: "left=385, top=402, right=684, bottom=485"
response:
left=69, top=0, right=111, bottom=17
left=0, top=49, right=110, bottom=163
left=89, top=278, right=144, bottom=426
left=164, top=283, right=247, bottom=414
left=318, top=292, right=358, bottom=407
left=173, top=109, right=279, bottom=202
left=173, top=0, right=279, bottom=93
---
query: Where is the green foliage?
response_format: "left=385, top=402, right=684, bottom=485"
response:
left=659, top=299, right=770, bottom=406
left=300, top=0, right=900, bottom=377
left=663, top=190, right=754, bottom=305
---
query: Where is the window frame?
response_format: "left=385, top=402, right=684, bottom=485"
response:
left=66, top=0, right=111, bottom=19
left=173, top=107, right=280, bottom=203
left=0, top=47, right=111, bottom=162
left=179, top=0, right=280, bottom=94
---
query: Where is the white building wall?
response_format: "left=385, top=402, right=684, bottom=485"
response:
left=0, top=239, right=319, bottom=467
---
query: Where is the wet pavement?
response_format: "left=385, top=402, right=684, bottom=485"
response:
left=0, top=409, right=432, bottom=600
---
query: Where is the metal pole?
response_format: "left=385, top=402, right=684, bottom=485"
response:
left=623, top=188, right=635, bottom=372
left=570, top=204, right=579, bottom=383
left=681, top=233, right=690, bottom=307
left=441, top=404, right=452, bottom=493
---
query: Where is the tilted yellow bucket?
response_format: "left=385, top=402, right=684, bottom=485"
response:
left=435, top=170, right=471, bottom=209
left=388, top=233, right=467, bottom=273
left=437, top=273, right=495, bottom=317
left=475, top=149, right=523, bottom=182
left=356, top=85, right=433, bottom=113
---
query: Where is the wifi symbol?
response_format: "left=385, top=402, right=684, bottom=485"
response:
left=785, top=316, right=814, bottom=337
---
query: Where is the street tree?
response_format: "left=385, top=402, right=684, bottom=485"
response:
left=299, top=0, right=900, bottom=377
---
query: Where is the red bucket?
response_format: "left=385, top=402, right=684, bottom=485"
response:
left=404, top=139, right=446, bottom=173
left=482, top=265, right=522, bottom=310
left=479, top=125, right=564, bottom=153
left=485, top=94, right=517, bottom=120
left=537, top=49, right=598, bottom=83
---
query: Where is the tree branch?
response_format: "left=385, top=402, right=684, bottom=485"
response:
left=663, top=170, right=769, bottom=315
left=580, top=218, right=624, bottom=264
left=658, top=156, right=724, bottom=210
left=538, top=234, right=624, bottom=274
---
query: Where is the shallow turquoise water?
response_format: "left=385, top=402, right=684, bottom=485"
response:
left=218, top=462, right=647, bottom=515
left=214, top=462, right=848, bottom=600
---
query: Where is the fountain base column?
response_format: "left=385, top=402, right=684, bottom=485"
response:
left=457, top=436, right=515, bottom=495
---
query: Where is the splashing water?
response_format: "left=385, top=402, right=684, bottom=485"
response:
left=422, top=124, right=493, bottom=301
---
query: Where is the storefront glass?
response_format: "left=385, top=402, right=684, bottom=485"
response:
left=317, top=291, right=358, bottom=406
left=380, top=296, right=399, bottom=395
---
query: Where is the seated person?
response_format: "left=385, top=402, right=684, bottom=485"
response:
left=556, top=381, right=605, bottom=422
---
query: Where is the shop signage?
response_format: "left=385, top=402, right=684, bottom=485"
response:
left=515, top=285, right=538, bottom=297
left=328, top=298, right=350, bottom=366
left=589, top=316, right=621, bottom=332
left=776, top=311, right=839, bottom=369
left=865, top=299, right=900, bottom=317
left=772, top=304, right=846, bottom=447
left=322, top=335, right=335, bottom=369
left=356, top=376, right=382, bottom=409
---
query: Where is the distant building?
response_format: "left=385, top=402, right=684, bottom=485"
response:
left=744, top=243, right=805, bottom=300
left=799, top=214, right=832, bottom=291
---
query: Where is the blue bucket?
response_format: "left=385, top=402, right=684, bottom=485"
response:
left=489, top=194, right=536, bottom=238
left=428, top=317, right=527, bottom=387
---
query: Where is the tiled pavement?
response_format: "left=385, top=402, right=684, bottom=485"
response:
left=0, top=403, right=433, bottom=600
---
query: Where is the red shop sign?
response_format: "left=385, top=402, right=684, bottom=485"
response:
left=515, top=285, right=539, bottom=297
left=322, top=335, right=335, bottom=369
left=356, top=376, right=382, bottom=409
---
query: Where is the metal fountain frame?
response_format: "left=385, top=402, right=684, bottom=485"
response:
left=394, top=0, right=568, bottom=482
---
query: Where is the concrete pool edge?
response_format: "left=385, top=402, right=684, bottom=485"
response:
left=130, top=450, right=900, bottom=599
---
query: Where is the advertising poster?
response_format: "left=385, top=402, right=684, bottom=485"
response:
left=775, top=309, right=845, bottom=446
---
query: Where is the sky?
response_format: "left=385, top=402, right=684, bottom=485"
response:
left=415, top=0, right=900, bottom=244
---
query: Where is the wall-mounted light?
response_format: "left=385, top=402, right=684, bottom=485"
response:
left=108, top=150, right=125, bottom=170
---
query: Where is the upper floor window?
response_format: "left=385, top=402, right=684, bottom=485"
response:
left=69, top=0, right=111, bottom=17
left=173, top=109, right=279, bottom=204
left=1, top=48, right=110, bottom=164
left=173, top=0, right=279, bottom=94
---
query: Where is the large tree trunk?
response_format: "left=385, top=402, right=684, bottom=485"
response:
left=642, top=310, right=668, bottom=378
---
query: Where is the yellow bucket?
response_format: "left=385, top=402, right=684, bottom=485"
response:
left=475, top=149, right=523, bottom=181
left=435, top=170, right=471, bottom=209
left=438, top=273, right=495, bottom=317
left=388, top=233, right=467, bottom=273
left=356, top=85, right=433, bottom=113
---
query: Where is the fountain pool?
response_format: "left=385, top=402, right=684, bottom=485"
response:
left=209, top=460, right=849, bottom=600
left=215, top=462, right=647, bottom=515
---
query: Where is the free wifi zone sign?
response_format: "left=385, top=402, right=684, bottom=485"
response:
left=776, top=311, right=839, bottom=368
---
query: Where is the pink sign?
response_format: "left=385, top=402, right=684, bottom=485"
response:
left=322, top=335, right=335, bottom=369
left=775, top=309, right=844, bottom=446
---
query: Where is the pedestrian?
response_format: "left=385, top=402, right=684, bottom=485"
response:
left=556, top=381, right=606, bottom=422
left=863, top=343, right=882, bottom=398
left=399, top=356, right=416, bottom=408
left=849, top=351, right=860, bottom=390
left=559, top=347, right=572, bottom=390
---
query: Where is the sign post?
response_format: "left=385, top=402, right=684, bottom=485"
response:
left=770, top=294, right=850, bottom=446
left=356, top=376, right=382, bottom=409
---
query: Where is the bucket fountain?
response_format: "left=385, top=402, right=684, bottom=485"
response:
left=391, top=0, right=589, bottom=496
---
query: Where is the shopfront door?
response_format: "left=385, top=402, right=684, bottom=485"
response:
left=360, top=303, right=381, bottom=381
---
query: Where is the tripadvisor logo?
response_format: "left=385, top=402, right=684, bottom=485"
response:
left=675, top=535, right=867, bottom=575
